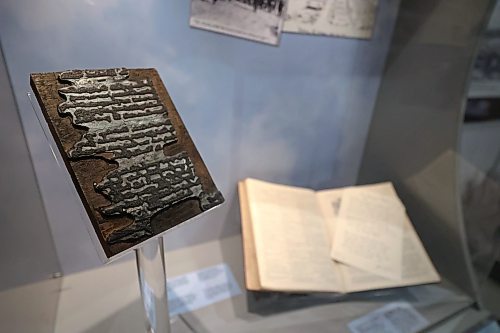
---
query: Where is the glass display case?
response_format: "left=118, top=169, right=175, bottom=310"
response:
left=0, top=0, right=499, bottom=332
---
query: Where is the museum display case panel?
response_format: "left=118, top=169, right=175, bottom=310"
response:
left=0, top=0, right=499, bottom=332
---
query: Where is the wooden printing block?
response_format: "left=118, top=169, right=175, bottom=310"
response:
left=30, top=68, right=224, bottom=258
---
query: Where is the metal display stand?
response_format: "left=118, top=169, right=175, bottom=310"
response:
left=28, top=92, right=173, bottom=333
left=136, top=237, right=171, bottom=333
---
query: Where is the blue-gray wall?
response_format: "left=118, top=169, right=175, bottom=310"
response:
left=0, top=43, right=61, bottom=290
left=0, top=0, right=400, bottom=275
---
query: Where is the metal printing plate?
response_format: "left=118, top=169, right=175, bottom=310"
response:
left=30, top=68, right=224, bottom=258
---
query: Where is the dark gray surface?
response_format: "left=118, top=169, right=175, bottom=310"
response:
left=173, top=236, right=475, bottom=333
left=0, top=235, right=478, bottom=332
left=0, top=41, right=61, bottom=333
left=358, top=0, right=494, bottom=299
left=0, top=42, right=61, bottom=290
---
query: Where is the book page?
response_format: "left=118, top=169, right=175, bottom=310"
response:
left=339, top=220, right=441, bottom=292
left=238, top=181, right=262, bottom=291
left=331, top=188, right=405, bottom=280
left=317, top=183, right=440, bottom=292
left=316, top=183, right=398, bottom=244
left=244, top=178, right=343, bottom=292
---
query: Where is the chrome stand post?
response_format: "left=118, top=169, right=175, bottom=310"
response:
left=136, top=237, right=171, bottom=333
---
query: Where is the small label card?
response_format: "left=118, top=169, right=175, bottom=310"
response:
left=348, top=302, right=429, bottom=333
left=167, top=263, right=241, bottom=316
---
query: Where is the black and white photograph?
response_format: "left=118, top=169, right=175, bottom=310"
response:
left=283, top=0, right=378, bottom=39
left=190, top=0, right=288, bottom=45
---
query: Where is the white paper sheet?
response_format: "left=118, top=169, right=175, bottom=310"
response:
left=167, top=263, right=241, bottom=316
left=331, top=188, right=405, bottom=280
left=348, top=302, right=429, bottom=333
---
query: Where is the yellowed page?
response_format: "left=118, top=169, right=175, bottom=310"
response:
left=317, top=183, right=440, bottom=292
left=339, top=220, right=441, bottom=292
left=238, top=181, right=262, bottom=291
left=331, top=188, right=405, bottom=280
left=316, top=183, right=398, bottom=243
left=244, top=178, right=343, bottom=292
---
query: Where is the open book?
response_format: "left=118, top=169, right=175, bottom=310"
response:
left=238, top=178, right=440, bottom=293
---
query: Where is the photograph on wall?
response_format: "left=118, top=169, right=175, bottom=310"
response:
left=190, top=0, right=288, bottom=45
left=283, top=0, right=378, bottom=39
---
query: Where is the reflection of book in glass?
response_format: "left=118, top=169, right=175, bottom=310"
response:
left=239, top=178, right=440, bottom=293
left=468, top=36, right=500, bottom=98
left=464, top=98, right=500, bottom=122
